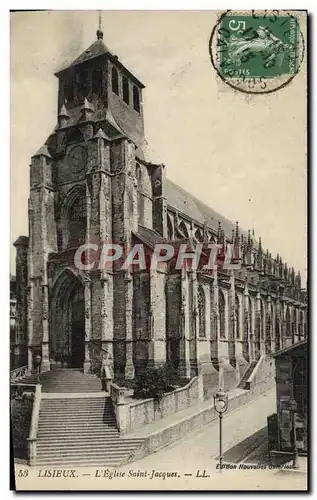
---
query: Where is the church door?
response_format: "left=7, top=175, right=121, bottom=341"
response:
left=70, top=286, right=85, bottom=368
left=50, top=271, right=86, bottom=369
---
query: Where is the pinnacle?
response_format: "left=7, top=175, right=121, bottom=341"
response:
left=91, top=128, right=111, bottom=141
left=58, top=103, right=70, bottom=118
left=81, top=98, right=95, bottom=112
left=32, top=144, right=52, bottom=159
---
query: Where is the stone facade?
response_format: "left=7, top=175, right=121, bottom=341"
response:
left=13, top=31, right=307, bottom=387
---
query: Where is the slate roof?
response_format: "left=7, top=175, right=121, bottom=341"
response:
left=55, top=106, right=125, bottom=139
left=271, top=338, right=307, bottom=358
left=133, top=225, right=166, bottom=249
left=56, top=39, right=113, bottom=74
left=55, top=38, right=145, bottom=88
left=165, top=179, right=248, bottom=239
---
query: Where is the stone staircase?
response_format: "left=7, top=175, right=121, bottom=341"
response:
left=17, top=367, right=102, bottom=393
left=238, top=360, right=258, bottom=390
left=36, top=396, right=144, bottom=467
left=13, top=368, right=145, bottom=466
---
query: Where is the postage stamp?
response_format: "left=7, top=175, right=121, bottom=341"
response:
left=209, top=10, right=305, bottom=94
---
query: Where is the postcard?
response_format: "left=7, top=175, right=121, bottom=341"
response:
left=10, top=9, right=308, bottom=491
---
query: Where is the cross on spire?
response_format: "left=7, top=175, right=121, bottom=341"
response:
left=96, top=10, right=103, bottom=40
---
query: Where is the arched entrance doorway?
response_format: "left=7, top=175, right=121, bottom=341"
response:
left=50, top=270, right=85, bottom=368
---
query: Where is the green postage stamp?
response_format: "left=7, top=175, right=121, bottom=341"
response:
left=210, top=10, right=305, bottom=94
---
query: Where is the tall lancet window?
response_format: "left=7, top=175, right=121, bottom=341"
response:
left=260, top=300, right=265, bottom=339
left=248, top=296, right=253, bottom=336
left=197, top=285, right=206, bottom=338
left=299, top=311, right=303, bottom=340
left=167, top=216, right=173, bottom=240
left=122, top=76, right=129, bottom=104
left=291, top=308, right=296, bottom=342
left=133, top=85, right=140, bottom=112
left=68, top=194, right=87, bottom=248
left=235, top=293, right=241, bottom=339
left=219, top=290, right=226, bottom=339
left=112, top=67, right=119, bottom=95
left=285, top=307, right=291, bottom=337
left=275, top=311, right=280, bottom=344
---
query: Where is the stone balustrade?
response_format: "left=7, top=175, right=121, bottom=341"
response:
left=10, top=365, right=30, bottom=383
left=27, top=384, right=42, bottom=466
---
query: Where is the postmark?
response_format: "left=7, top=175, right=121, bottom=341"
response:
left=209, top=10, right=305, bottom=94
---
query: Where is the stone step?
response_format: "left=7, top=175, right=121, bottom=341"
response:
left=34, top=383, right=142, bottom=467
left=38, top=423, right=117, bottom=431
left=38, top=413, right=115, bottom=421
left=35, top=458, right=126, bottom=466
left=40, top=407, right=112, bottom=413
left=39, top=407, right=114, bottom=413
left=39, top=412, right=112, bottom=417
left=40, top=407, right=114, bottom=413
left=38, top=425, right=117, bottom=431
left=37, top=427, right=119, bottom=435
left=39, top=417, right=116, bottom=423
left=37, top=446, right=140, bottom=457
left=41, top=399, right=111, bottom=403
left=36, top=453, right=135, bottom=463
left=37, top=435, right=143, bottom=449
left=40, top=402, right=111, bottom=408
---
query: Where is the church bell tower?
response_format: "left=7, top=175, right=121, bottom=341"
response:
left=26, top=22, right=148, bottom=375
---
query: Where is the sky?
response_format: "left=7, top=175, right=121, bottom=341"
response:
left=10, top=10, right=307, bottom=281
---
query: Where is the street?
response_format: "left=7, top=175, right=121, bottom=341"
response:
left=15, top=388, right=307, bottom=491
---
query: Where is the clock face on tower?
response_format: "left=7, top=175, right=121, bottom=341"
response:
left=67, top=145, right=88, bottom=174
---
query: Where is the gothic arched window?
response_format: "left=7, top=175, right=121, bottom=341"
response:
left=197, top=286, right=206, bottom=338
left=304, top=311, right=307, bottom=338
left=76, top=70, right=90, bottom=101
left=285, top=307, right=291, bottom=338
left=112, top=67, right=119, bottom=95
left=235, top=293, right=241, bottom=339
left=194, top=228, right=203, bottom=243
left=219, top=290, right=226, bottom=339
left=68, top=194, right=87, bottom=248
left=122, top=76, right=129, bottom=104
left=133, top=85, right=140, bottom=112
left=266, top=303, right=272, bottom=344
left=167, top=216, right=173, bottom=240
left=260, top=300, right=265, bottom=339
left=248, top=296, right=253, bottom=336
left=291, top=308, right=295, bottom=342
left=299, top=310, right=303, bottom=340
left=178, top=221, right=189, bottom=239
left=275, top=310, right=280, bottom=347
left=92, top=67, right=103, bottom=95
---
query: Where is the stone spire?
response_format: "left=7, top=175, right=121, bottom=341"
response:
left=58, top=103, right=70, bottom=128
left=96, top=10, right=103, bottom=40
left=217, top=221, right=222, bottom=243
left=80, top=97, right=95, bottom=121
left=257, top=236, right=263, bottom=270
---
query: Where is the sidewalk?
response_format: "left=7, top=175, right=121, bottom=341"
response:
left=125, top=386, right=267, bottom=440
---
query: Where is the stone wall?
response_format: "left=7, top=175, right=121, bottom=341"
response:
left=111, top=373, right=203, bottom=434
left=248, top=355, right=276, bottom=395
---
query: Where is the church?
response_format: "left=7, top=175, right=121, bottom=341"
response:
left=12, top=27, right=307, bottom=388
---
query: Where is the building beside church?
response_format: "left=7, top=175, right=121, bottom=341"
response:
left=10, top=275, right=18, bottom=368
left=268, top=339, right=308, bottom=459
left=12, top=28, right=307, bottom=388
